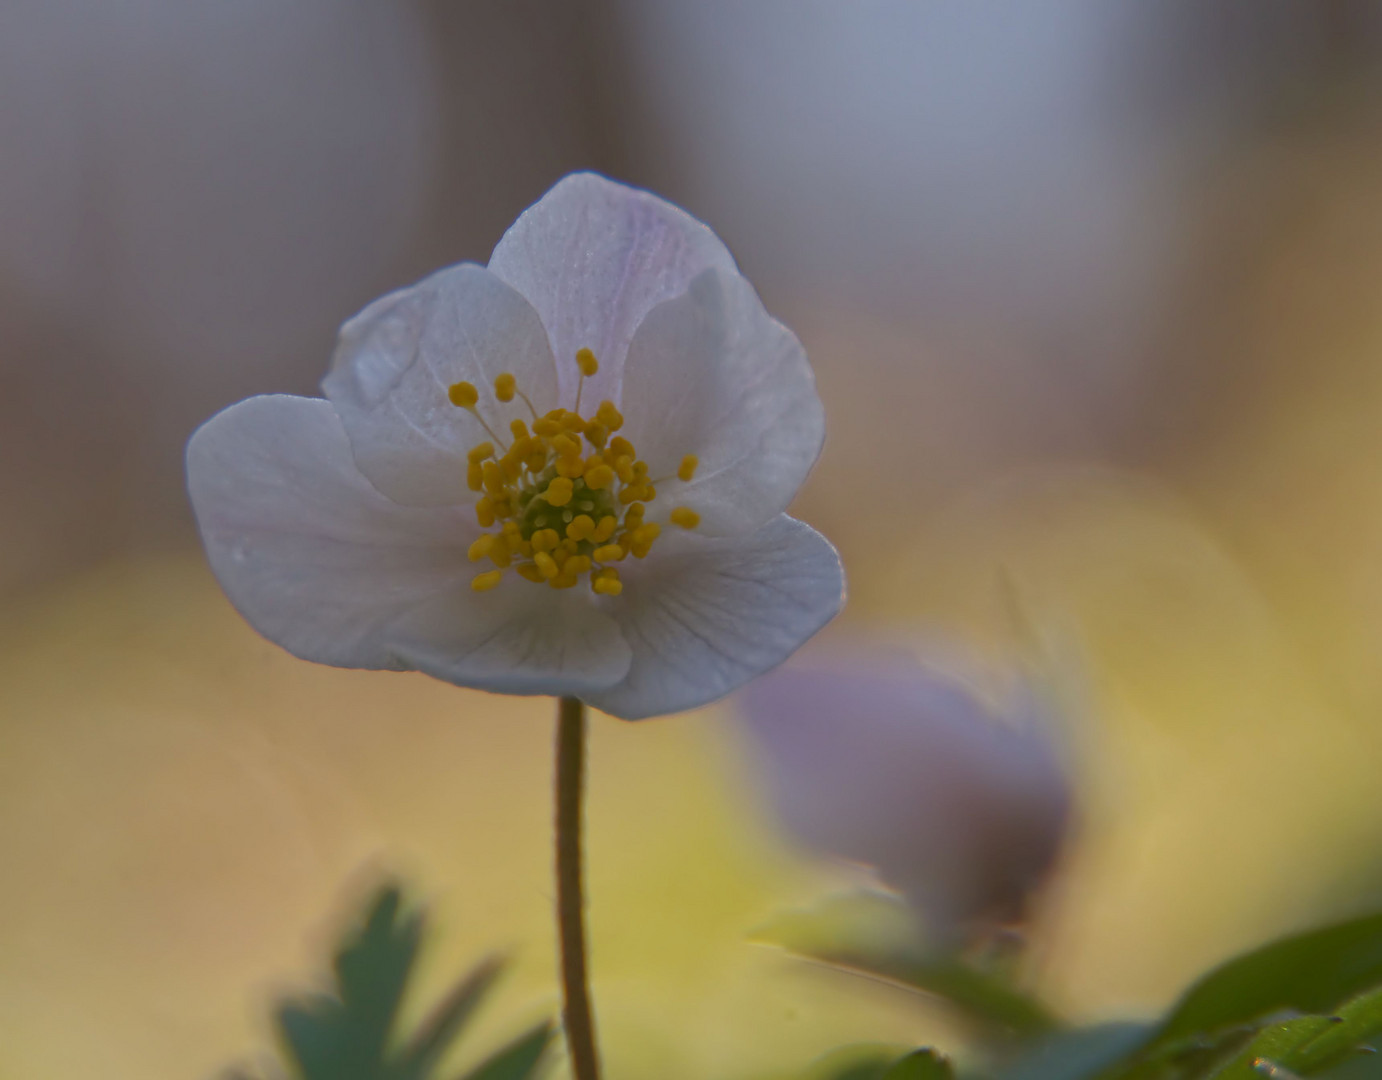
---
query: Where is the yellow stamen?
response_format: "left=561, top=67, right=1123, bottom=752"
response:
left=593, top=516, right=619, bottom=543
left=596, top=401, right=623, bottom=432
left=545, top=476, right=574, bottom=506
left=584, top=464, right=615, bottom=490
left=471, top=569, right=504, bottom=592
left=468, top=535, right=495, bottom=562
left=532, top=528, right=561, bottom=552
left=567, top=515, right=595, bottom=542
left=447, top=368, right=696, bottom=594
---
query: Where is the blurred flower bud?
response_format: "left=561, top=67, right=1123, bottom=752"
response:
left=736, top=649, right=1072, bottom=943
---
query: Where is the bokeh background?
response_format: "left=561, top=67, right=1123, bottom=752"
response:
left=8, top=2, right=1382, bottom=1077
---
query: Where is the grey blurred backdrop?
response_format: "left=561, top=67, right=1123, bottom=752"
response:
left=6, top=0, right=1382, bottom=599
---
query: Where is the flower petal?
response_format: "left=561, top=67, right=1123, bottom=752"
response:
left=487, top=172, right=738, bottom=407
left=618, top=269, right=825, bottom=535
left=386, top=582, right=631, bottom=698
left=187, top=394, right=478, bottom=669
left=322, top=263, right=558, bottom=506
left=737, top=657, right=1072, bottom=935
left=583, top=515, right=844, bottom=720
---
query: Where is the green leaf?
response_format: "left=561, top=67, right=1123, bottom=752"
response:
left=755, top=893, right=1058, bottom=1040
left=253, top=881, right=554, bottom=1080
left=455, top=1021, right=553, bottom=1080
left=805, top=1045, right=916, bottom=1080
left=997, top=1023, right=1155, bottom=1080
left=1155, top=913, right=1382, bottom=1046
left=275, top=884, right=423, bottom=1080
left=1207, top=1016, right=1337, bottom=1080
left=881, top=1048, right=953, bottom=1080
left=396, top=956, right=505, bottom=1080
left=1287, top=987, right=1382, bottom=1074
left=807, top=947, right=1058, bottom=1039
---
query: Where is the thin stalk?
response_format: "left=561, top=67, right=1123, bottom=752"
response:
left=555, top=696, right=601, bottom=1080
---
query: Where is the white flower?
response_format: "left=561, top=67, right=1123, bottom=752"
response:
left=187, top=173, right=842, bottom=720
left=736, top=651, right=1071, bottom=938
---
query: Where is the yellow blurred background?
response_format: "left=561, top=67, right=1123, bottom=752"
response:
left=8, top=3, right=1382, bottom=1077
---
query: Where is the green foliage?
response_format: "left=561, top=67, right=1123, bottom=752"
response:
left=1155, top=914, right=1382, bottom=1047
left=881, top=1049, right=954, bottom=1080
left=234, top=884, right=553, bottom=1080
left=983, top=911, right=1382, bottom=1080
left=807, top=1045, right=951, bottom=1080
left=756, top=892, right=1058, bottom=1040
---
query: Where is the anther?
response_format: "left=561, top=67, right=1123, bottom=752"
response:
left=448, top=381, right=479, bottom=408
left=567, top=515, right=595, bottom=542
left=678, top=455, right=698, bottom=482
left=585, top=464, right=615, bottom=490
left=545, top=477, right=574, bottom=506
left=494, top=373, right=516, bottom=402
left=596, top=401, right=623, bottom=431
left=471, top=570, right=504, bottom=592
left=594, top=516, right=619, bottom=543
left=576, top=348, right=599, bottom=377
left=468, top=535, right=496, bottom=562
left=670, top=507, right=700, bottom=529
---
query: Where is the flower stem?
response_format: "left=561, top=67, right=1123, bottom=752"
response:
left=556, top=695, right=601, bottom=1080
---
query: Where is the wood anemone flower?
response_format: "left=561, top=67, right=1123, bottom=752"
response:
left=187, top=173, right=842, bottom=719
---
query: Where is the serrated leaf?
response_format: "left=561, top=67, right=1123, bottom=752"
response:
left=1155, top=913, right=1382, bottom=1047
left=277, top=996, right=354, bottom=1080
left=336, top=884, right=424, bottom=1067
left=997, top=1023, right=1155, bottom=1080
left=881, top=1048, right=952, bottom=1080
left=455, top=1021, right=553, bottom=1080
left=274, top=884, right=425, bottom=1080
left=396, top=955, right=505, bottom=1080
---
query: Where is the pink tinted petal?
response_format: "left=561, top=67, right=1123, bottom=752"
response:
left=737, top=657, right=1072, bottom=936
left=487, top=173, right=738, bottom=408
left=618, top=269, right=824, bottom=535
